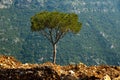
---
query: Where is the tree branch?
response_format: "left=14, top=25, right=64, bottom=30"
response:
left=40, top=30, right=53, bottom=43
left=48, top=28, right=54, bottom=44
left=54, top=31, right=65, bottom=44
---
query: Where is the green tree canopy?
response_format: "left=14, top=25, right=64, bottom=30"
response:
left=31, top=11, right=82, bottom=63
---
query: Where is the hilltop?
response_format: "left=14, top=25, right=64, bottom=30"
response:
left=0, top=55, right=120, bottom=80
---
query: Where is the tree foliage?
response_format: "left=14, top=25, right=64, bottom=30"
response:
left=30, top=11, right=82, bottom=63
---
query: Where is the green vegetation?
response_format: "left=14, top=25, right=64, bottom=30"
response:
left=31, top=11, right=82, bottom=63
left=0, top=0, right=120, bottom=65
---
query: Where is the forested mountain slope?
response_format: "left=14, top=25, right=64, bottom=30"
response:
left=0, top=0, right=120, bottom=65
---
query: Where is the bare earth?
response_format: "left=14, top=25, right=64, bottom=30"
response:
left=0, top=55, right=120, bottom=80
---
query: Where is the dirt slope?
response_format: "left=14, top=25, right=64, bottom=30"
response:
left=0, top=55, right=120, bottom=80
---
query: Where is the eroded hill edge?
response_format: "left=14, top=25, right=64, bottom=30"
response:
left=0, top=55, right=120, bottom=80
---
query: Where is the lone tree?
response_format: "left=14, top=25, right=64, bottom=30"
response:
left=30, top=11, right=82, bottom=64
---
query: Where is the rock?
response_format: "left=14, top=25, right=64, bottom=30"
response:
left=62, top=75, right=78, bottom=80
left=113, top=76, right=120, bottom=80
left=0, top=55, right=21, bottom=68
left=0, top=55, right=120, bottom=80
left=69, top=70, right=75, bottom=75
left=103, top=75, right=111, bottom=80
left=89, top=76, right=100, bottom=80
left=0, top=66, right=60, bottom=80
left=35, top=66, right=61, bottom=80
left=78, top=75, right=100, bottom=80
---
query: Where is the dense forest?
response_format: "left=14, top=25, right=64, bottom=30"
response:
left=0, top=0, right=120, bottom=65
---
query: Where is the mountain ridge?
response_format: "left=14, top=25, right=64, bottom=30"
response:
left=0, top=0, right=120, bottom=65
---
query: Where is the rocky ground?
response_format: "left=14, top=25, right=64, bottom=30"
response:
left=0, top=55, right=120, bottom=80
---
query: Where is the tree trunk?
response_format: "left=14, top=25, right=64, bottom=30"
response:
left=53, top=44, right=57, bottom=64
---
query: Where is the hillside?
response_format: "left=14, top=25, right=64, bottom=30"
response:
left=0, top=0, right=120, bottom=65
left=0, top=55, right=120, bottom=80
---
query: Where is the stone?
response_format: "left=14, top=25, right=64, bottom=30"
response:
left=69, top=70, right=75, bottom=75
left=0, top=55, right=120, bottom=80
left=103, top=75, right=111, bottom=80
left=113, top=76, right=120, bottom=80
left=62, top=75, right=78, bottom=80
